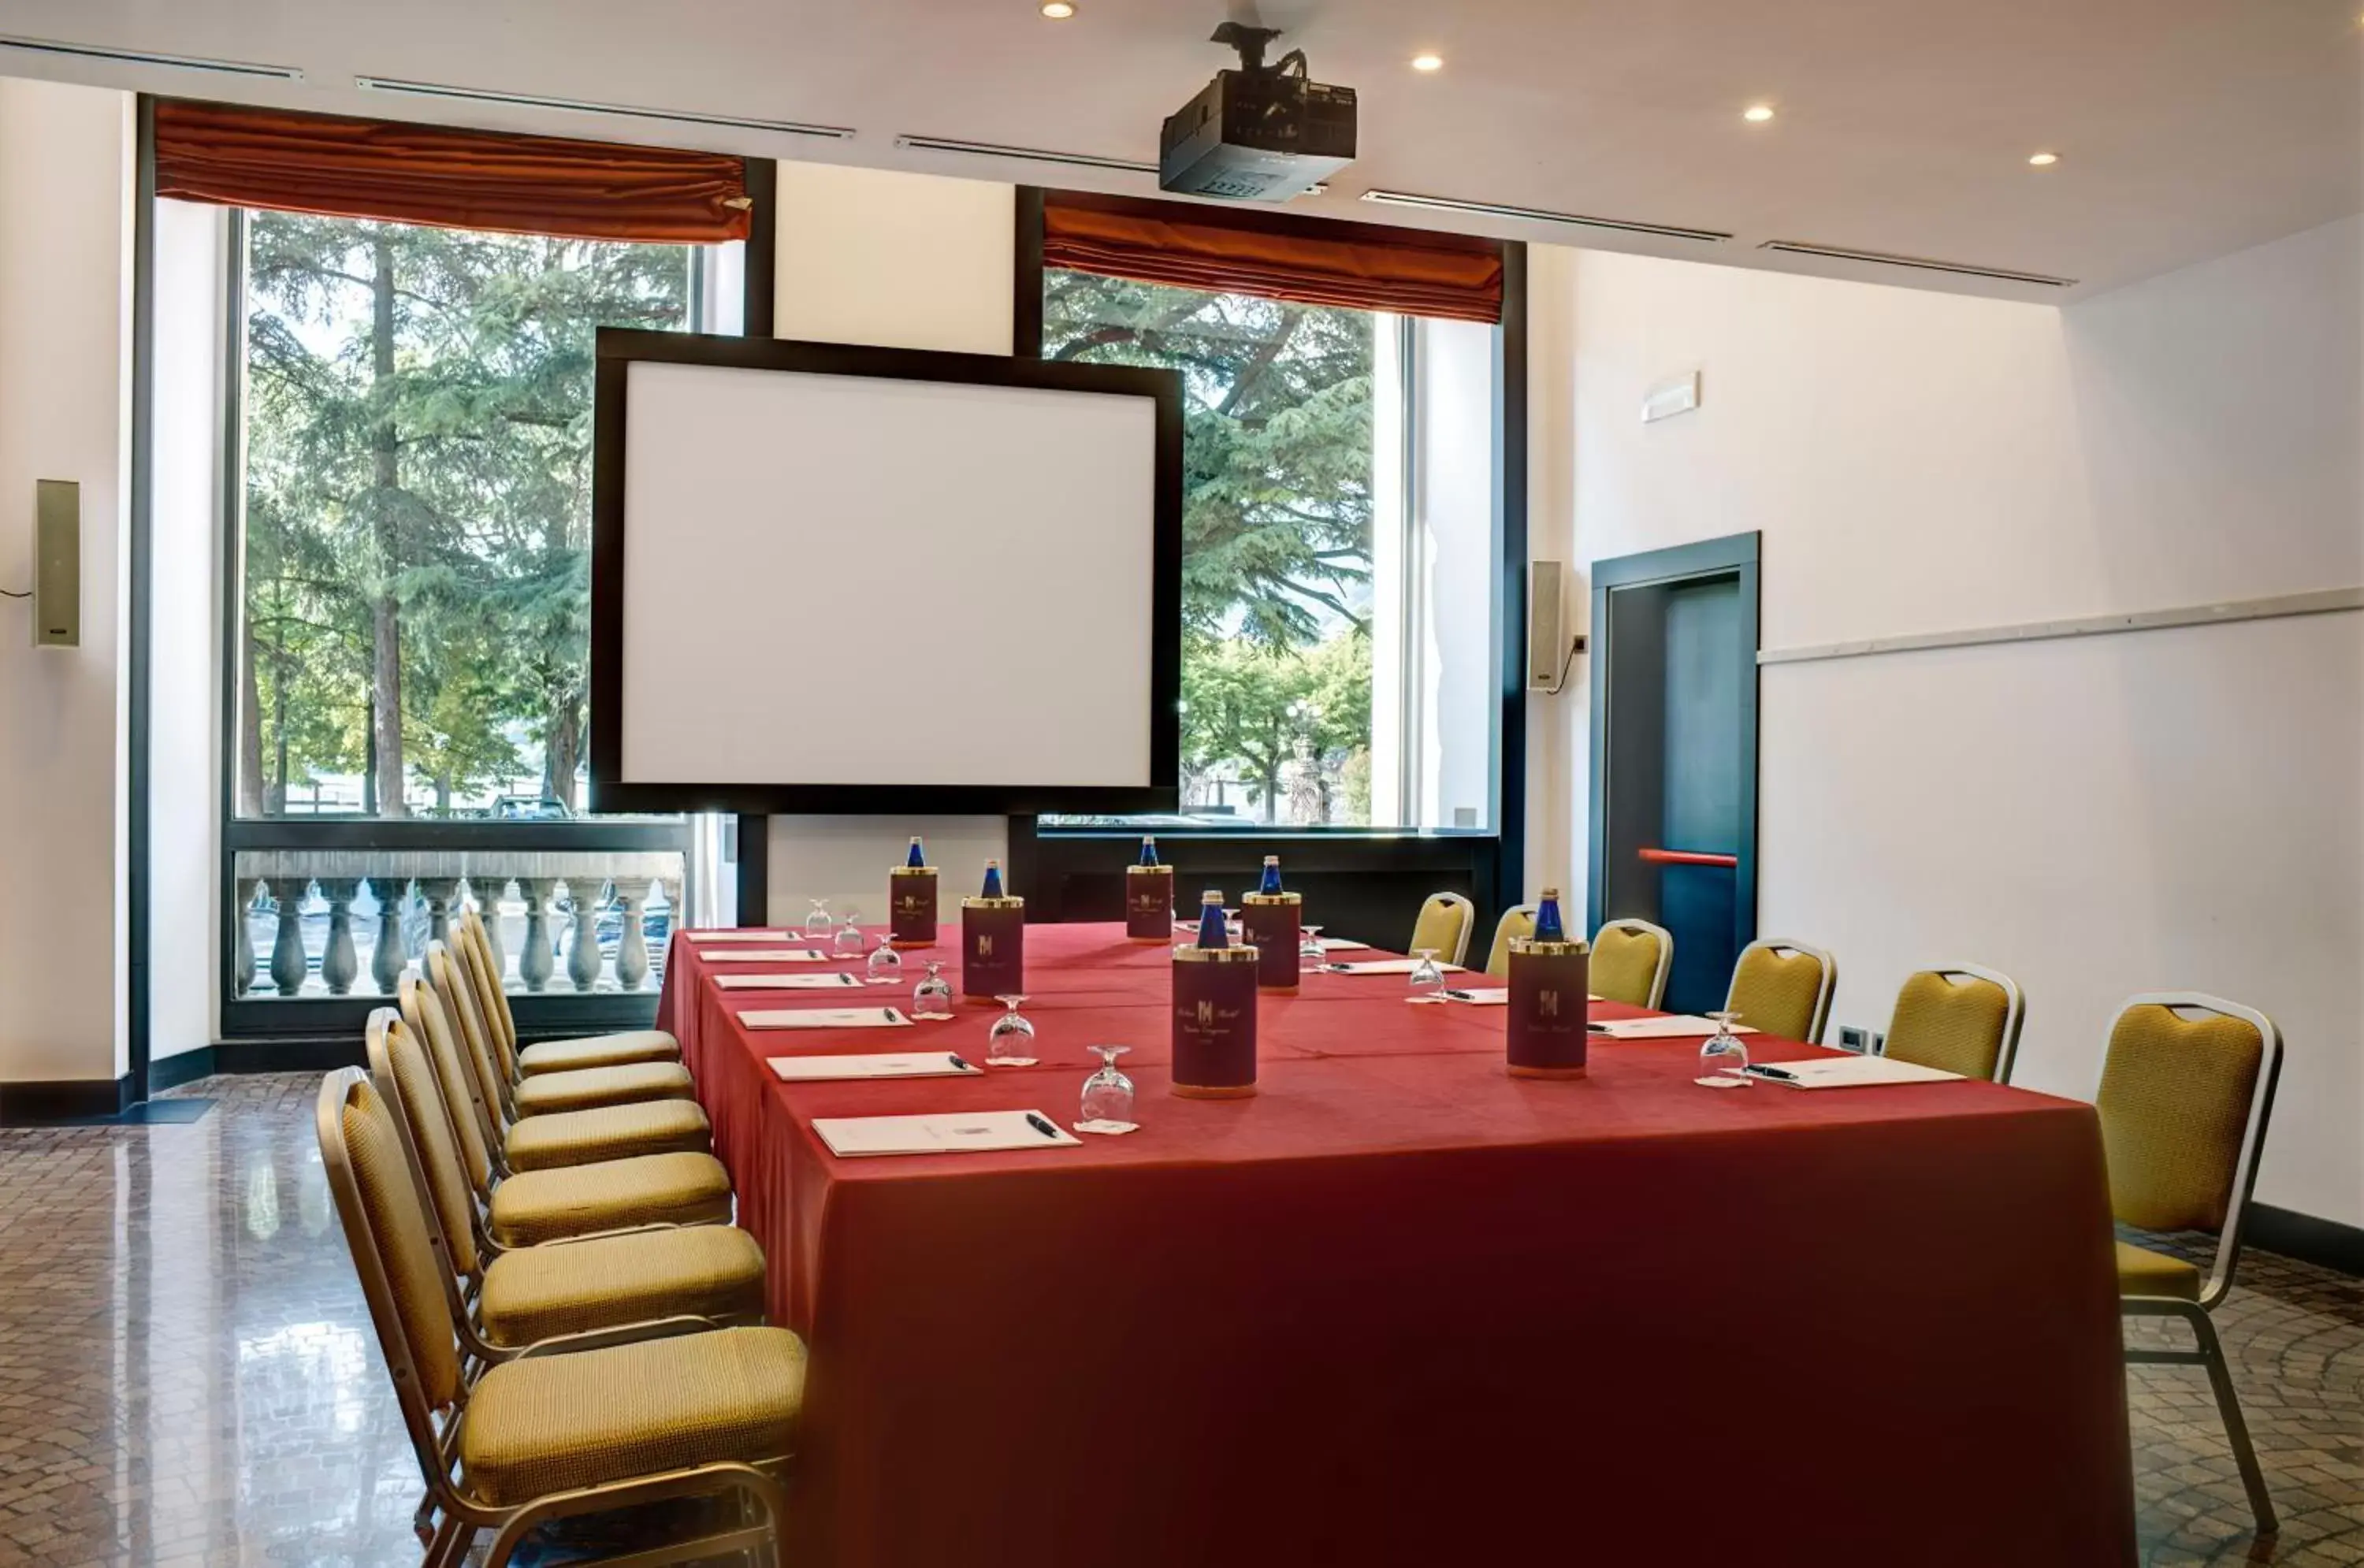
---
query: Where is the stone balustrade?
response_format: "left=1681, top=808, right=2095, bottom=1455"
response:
left=230, top=849, right=685, bottom=1001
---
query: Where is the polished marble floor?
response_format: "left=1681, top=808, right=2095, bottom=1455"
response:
left=0, top=1072, right=2358, bottom=1566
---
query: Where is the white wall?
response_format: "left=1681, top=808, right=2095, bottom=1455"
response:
left=764, top=162, right=1017, bottom=918
left=147, top=199, right=229, bottom=1061
left=0, top=78, right=133, bottom=1087
left=1535, top=216, right=2364, bottom=1225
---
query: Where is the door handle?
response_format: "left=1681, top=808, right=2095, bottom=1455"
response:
left=1637, top=847, right=1738, bottom=868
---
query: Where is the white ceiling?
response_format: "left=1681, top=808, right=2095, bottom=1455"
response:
left=2, top=0, right=2358, bottom=300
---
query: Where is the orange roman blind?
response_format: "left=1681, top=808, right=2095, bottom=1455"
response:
left=153, top=98, right=753, bottom=244
left=1043, top=191, right=1502, bottom=325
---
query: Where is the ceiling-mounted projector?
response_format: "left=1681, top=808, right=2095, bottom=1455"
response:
left=1159, top=23, right=1356, bottom=203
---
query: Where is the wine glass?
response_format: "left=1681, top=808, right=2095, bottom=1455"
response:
left=1409, top=947, right=1445, bottom=998
left=804, top=898, right=834, bottom=941
left=865, top=931, right=904, bottom=984
left=1697, top=1009, right=1752, bottom=1087
left=1299, top=923, right=1326, bottom=971
left=833, top=908, right=867, bottom=958
left=1078, top=1045, right=1136, bottom=1130
left=987, top=995, right=1038, bottom=1066
left=912, top=961, right=953, bottom=1019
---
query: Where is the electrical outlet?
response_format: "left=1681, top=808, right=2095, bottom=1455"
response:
left=1836, top=1024, right=1871, bottom=1054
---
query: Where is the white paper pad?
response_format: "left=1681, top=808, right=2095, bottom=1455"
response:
left=738, top=1006, right=913, bottom=1030
left=1439, top=987, right=1510, bottom=1005
left=1590, top=1015, right=1760, bottom=1039
left=814, top=1109, right=1081, bottom=1157
left=716, top=972, right=864, bottom=990
left=686, top=929, right=793, bottom=942
left=696, top=949, right=831, bottom=963
left=768, top=1052, right=980, bottom=1082
left=1745, top=1056, right=1964, bottom=1089
left=1314, top=938, right=1370, bottom=951
left=1328, top=959, right=1466, bottom=976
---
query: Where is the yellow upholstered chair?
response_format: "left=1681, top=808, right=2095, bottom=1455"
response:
left=1483, top=906, right=1537, bottom=979
left=1724, top=938, right=1836, bottom=1043
left=1589, top=918, right=1674, bottom=1009
left=317, top=1067, right=802, bottom=1567
left=366, top=1011, right=763, bottom=1359
left=1409, top=892, right=1475, bottom=968
left=434, top=938, right=693, bottom=1120
left=396, top=984, right=734, bottom=1250
left=1881, top=964, right=2024, bottom=1083
left=456, top=905, right=680, bottom=1077
left=2102, top=993, right=2283, bottom=1535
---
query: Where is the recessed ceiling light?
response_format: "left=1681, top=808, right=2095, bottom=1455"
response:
left=1742, top=104, right=1775, bottom=123
left=2028, top=151, right=2060, bottom=167
left=1039, top=1, right=1075, bottom=17
left=1410, top=53, right=1444, bottom=72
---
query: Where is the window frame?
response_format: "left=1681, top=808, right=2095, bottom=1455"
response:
left=1010, top=188, right=1527, bottom=921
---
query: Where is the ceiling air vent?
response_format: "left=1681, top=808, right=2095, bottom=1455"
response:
left=894, top=135, right=1157, bottom=176
left=0, top=33, right=301, bottom=80
left=1758, top=240, right=2076, bottom=288
left=354, top=76, right=854, bottom=140
left=1359, top=190, right=1730, bottom=244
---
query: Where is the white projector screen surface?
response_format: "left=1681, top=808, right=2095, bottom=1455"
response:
left=616, top=359, right=1159, bottom=792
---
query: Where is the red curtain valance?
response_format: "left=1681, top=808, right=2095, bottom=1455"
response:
left=1043, top=193, right=1502, bottom=325
left=154, top=99, right=752, bottom=245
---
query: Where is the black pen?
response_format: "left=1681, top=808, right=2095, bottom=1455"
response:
left=1747, top=1064, right=1799, bottom=1081
left=950, top=1053, right=972, bottom=1072
left=1025, top=1112, right=1062, bottom=1140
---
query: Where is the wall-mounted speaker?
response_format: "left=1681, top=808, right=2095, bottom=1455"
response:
left=1527, top=559, right=1582, bottom=692
left=33, top=479, right=78, bottom=648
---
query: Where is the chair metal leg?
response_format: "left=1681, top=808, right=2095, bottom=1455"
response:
left=2187, top=1307, right=2277, bottom=1536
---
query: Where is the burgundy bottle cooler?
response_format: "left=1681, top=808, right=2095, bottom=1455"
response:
left=961, top=896, right=1025, bottom=1001
left=1506, top=938, right=1591, bottom=1079
left=1171, top=946, right=1260, bottom=1098
left=1125, top=865, right=1176, bottom=942
left=889, top=867, right=938, bottom=949
left=1239, top=891, right=1302, bottom=992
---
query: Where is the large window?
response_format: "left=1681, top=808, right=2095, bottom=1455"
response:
left=1043, top=268, right=1499, bottom=831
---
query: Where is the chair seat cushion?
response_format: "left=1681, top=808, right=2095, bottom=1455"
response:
left=504, top=1098, right=712, bottom=1172
left=2116, top=1239, right=2202, bottom=1301
left=488, top=1153, right=733, bottom=1248
left=512, top=1061, right=696, bottom=1119
left=463, top=1325, right=805, bottom=1506
left=517, top=1029, right=681, bottom=1076
left=478, top=1225, right=766, bottom=1348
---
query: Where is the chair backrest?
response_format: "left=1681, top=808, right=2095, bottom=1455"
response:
left=398, top=972, right=500, bottom=1192
left=442, top=930, right=521, bottom=1088
left=456, top=904, right=517, bottom=1061
left=1484, top=906, right=1537, bottom=979
left=315, top=1068, right=468, bottom=1484
left=1726, top=938, right=1837, bottom=1042
left=366, top=1008, right=484, bottom=1282
left=1410, top=893, right=1475, bottom=968
left=1883, top=964, right=2024, bottom=1083
left=1590, top=918, right=1674, bottom=1009
left=429, top=942, right=516, bottom=1126
left=2096, top=992, right=2281, bottom=1306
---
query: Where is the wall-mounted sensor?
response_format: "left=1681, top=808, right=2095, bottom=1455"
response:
left=34, top=479, right=78, bottom=647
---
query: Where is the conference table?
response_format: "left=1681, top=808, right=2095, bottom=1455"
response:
left=657, top=920, right=2135, bottom=1567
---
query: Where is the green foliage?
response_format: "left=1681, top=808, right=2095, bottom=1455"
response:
left=240, top=214, right=690, bottom=815
left=1181, top=633, right=1374, bottom=823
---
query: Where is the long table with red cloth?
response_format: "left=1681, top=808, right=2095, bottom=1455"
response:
left=657, top=920, right=2135, bottom=1567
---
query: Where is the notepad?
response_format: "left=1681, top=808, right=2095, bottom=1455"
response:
left=685, top=929, right=794, bottom=942
left=1589, top=1015, right=1760, bottom=1039
left=813, top=1109, right=1081, bottom=1157
left=715, top=972, right=863, bottom=990
left=695, top=949, right=831, bottom=963
left=1438, top=987, right=1510, bottom=1005
left=1744, top=1056, right=1963, bottom=1089
left=738, top=1006, right=914, bottom=1030
left=1314, top=938, right=1370, bottom=952
left=1329, top=959, right=1466, bottom=976
left=768, top=1052, right=980, bottom=1082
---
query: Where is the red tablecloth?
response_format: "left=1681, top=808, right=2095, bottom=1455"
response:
left=660, top=922, right=2135, bottom=1568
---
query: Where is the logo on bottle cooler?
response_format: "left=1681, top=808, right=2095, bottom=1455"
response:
left=1539, top=990, right=1560, bottom=1017
left=976, top=934, right=994, bottom=958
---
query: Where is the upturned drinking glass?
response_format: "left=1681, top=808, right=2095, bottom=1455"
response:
left=987, top=994, right=1038, bottom=1065
left=912, top=961, right=953, bottom=1019
left=1409, top=947, right=1446, bottom=998
left=866, top=931, right=904, bottom=984
left=1698, top=1009, right=1752, bottom=1087
left=1079, top=1044, right=1136, bottom=1128
left=834, top=908, right=868, bottom=958
left=1299, top=923, right=1326, bottom=970
left=804, top=898, right=834, bottom=941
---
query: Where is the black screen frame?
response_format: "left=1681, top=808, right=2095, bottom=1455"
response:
left=588, top=327, right=1185, bottom=816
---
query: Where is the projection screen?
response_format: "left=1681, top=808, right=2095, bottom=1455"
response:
left=587, top=332, right=1181, bottom=815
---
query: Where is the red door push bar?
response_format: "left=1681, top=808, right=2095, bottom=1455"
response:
left=1637, top=847, right=1739, bottom=868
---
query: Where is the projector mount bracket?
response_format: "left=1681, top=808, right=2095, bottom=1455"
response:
left=1208, top=21, right=1307, bottom=80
